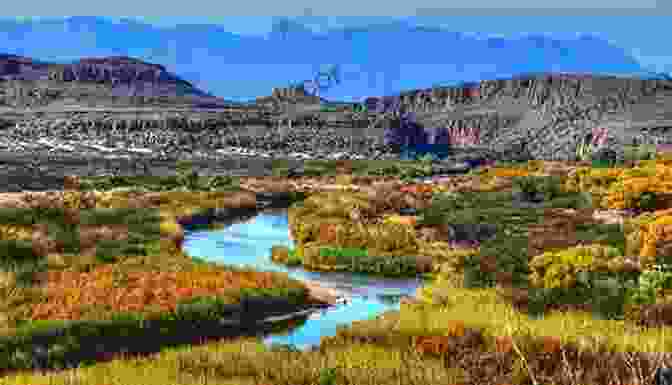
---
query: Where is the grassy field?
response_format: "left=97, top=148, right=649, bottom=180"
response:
left=2, top=151, right=672, bottom=385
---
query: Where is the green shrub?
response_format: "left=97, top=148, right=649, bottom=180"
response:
left=144, top=240, right=164, bottom=256
left=526, top=287, right=554, bottom=319
left=590, top=276, right=629, bottom=320
left=591, top=159, right=616, bottom=169
left=472, top=234, right=530, bottom=289
left=170, top=295, right=237, bottom=322
left=626, top=269, right=672, bottom=305
left=286, top=248, right=302, bottom=266
left=423, top=190, right=550, bottom=225
left=354, top=255, right=418, bottom=277
left=573, top=222, right=627, bottom=255
left=207, top=175, right=239, bottom=190
left=528, top=244, right=623, bottom=290
left=306, top=252, right=419, bottom=277
left=13, top=319, right=73, bottom=334
left=542, top=192, right=594, bottom=210
left=462, top=254, right=496, bottom=289
left=1, top=259, right=48, bottom=288
left=319, top=367, right=338, bottom=385
left=512, top=175, right=564, bottom=201
left=637, top=191, right=658, bottom=211
left=0, top=239, right=38, bottom=262
left=319, top=247, right=368, bottom=259
left=236, top=287, right=307, bottom=303
left=0, top=208, right=36, bottom=225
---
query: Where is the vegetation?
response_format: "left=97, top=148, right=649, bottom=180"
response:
left=269, top=158, right=439, bottom=182
left=2, top=145, right=672, bottom=385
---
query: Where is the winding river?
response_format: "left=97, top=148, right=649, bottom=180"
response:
left=182, top=208, right=427, bottom=351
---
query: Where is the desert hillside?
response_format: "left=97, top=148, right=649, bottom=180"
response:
left=0, top=54, right=670, bottom=163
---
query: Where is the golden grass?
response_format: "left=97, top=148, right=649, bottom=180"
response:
left=0, top=336, right=464, bottom=385
left=411, top=284, right=672, bottom=354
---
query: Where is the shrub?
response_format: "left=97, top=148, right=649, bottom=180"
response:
left=270, top=246, right=303, bottom=266
left=319, top=247, right=368, bottom=258
left=591, top=276, right=630, bottom=320
left=462, top=253, right=496, bottom=289
left=603, top=165, right=672, bottom=210
left=626, top=268, right=672, bottom=305
left=511, top=175, right=564, bottom=202
left=637, top=212, right=672, bottom=264
left=528, top=244, right=624, bottom=290
left=470, top=234, right=530, bottom=289
left=0, top=239, right=39, bottom=262
left=286, top=248, right=302, bottom=266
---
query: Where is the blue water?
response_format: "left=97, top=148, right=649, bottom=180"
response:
left=182, top=209, right=425, bottom=350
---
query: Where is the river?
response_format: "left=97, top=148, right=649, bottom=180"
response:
left=182, top=208, right=426, bottom=351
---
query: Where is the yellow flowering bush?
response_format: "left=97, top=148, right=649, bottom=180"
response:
left=623, top=212, right=656, bottom=259
left=564, top=167, right=594, bottom=193
left=525, top=160, right=546, bottom=173
left=0, top=225, right=33, bottom=241
left=382, top=214, right=418, bottom=227
left=564, top=168, right=625, bottom=208
left=602, top=165, right=672, bottom=210
left=425, top=245, right=481, bottom=274
left=484, top=167, right=533, bottom=179
left=638, top=211, right=672, bottom=263
left=62, top=191, right=82, bottom=210
left=529, top=244, right=623, bottom=290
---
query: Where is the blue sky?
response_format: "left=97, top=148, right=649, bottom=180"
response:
left=146, top=14, right=671, bottom=75
left=8, top=11, right=671, bottom=75
left=3, top=8, right=670, bottom=100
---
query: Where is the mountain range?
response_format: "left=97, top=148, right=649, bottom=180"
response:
left=0, top=16, right=657, bottom=102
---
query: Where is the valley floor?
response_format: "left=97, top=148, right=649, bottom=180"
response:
left=1, top=152, right=672, bottom=384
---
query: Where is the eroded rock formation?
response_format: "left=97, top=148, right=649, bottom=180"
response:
left=1, top=53, right=672, bottom=162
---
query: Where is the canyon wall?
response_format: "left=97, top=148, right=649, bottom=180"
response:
left=2, top=65, right=672, bottom=162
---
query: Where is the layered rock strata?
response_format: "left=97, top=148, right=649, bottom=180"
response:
left=1, top=55, right=672, bottom=163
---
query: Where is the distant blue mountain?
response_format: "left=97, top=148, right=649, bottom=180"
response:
left=0, top=16, right=648, bottom=102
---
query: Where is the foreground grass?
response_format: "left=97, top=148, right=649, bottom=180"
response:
left=0, top=335, right=462, bottom=385
left=2, top=289, right=670, bottom=385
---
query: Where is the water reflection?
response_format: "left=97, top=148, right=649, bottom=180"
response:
left=182, top=210, right=424, bottom=350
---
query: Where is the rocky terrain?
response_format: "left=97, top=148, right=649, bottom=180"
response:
left=0, top=54, right=671, bottom=190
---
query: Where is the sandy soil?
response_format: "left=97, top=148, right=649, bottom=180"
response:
left=301, top=279, right=350, bottom=306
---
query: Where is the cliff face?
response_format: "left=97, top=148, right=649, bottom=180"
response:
left=366, top=74, right=672, bottom=161
left=1, top=53, right=672, bottom=163
left=0, top=54, right=224, bottom=108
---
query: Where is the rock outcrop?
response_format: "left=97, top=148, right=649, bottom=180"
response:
left=1, top=53, right=672, bottom=163
left=369, top=74, right=672, bottom=161
left=0, top=54, right=224, bottom=108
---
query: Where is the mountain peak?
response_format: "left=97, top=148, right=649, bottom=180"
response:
left=0, top=53, right=228, bottom=108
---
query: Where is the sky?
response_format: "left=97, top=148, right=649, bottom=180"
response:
left=149, top=12, right=670, bottom=75
left=8, top=4, right=671, bottom=76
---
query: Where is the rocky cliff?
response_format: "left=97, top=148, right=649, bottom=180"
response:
left=366, top=74, right=672, bottom=161
left=1, top=53, right=672, bottom=162
left=0, top=54, right=228, bottom=108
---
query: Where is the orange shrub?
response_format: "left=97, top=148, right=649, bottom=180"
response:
left=414, top=335, right=453, bottom=356
left=27, top=263, right=302, bottom=321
